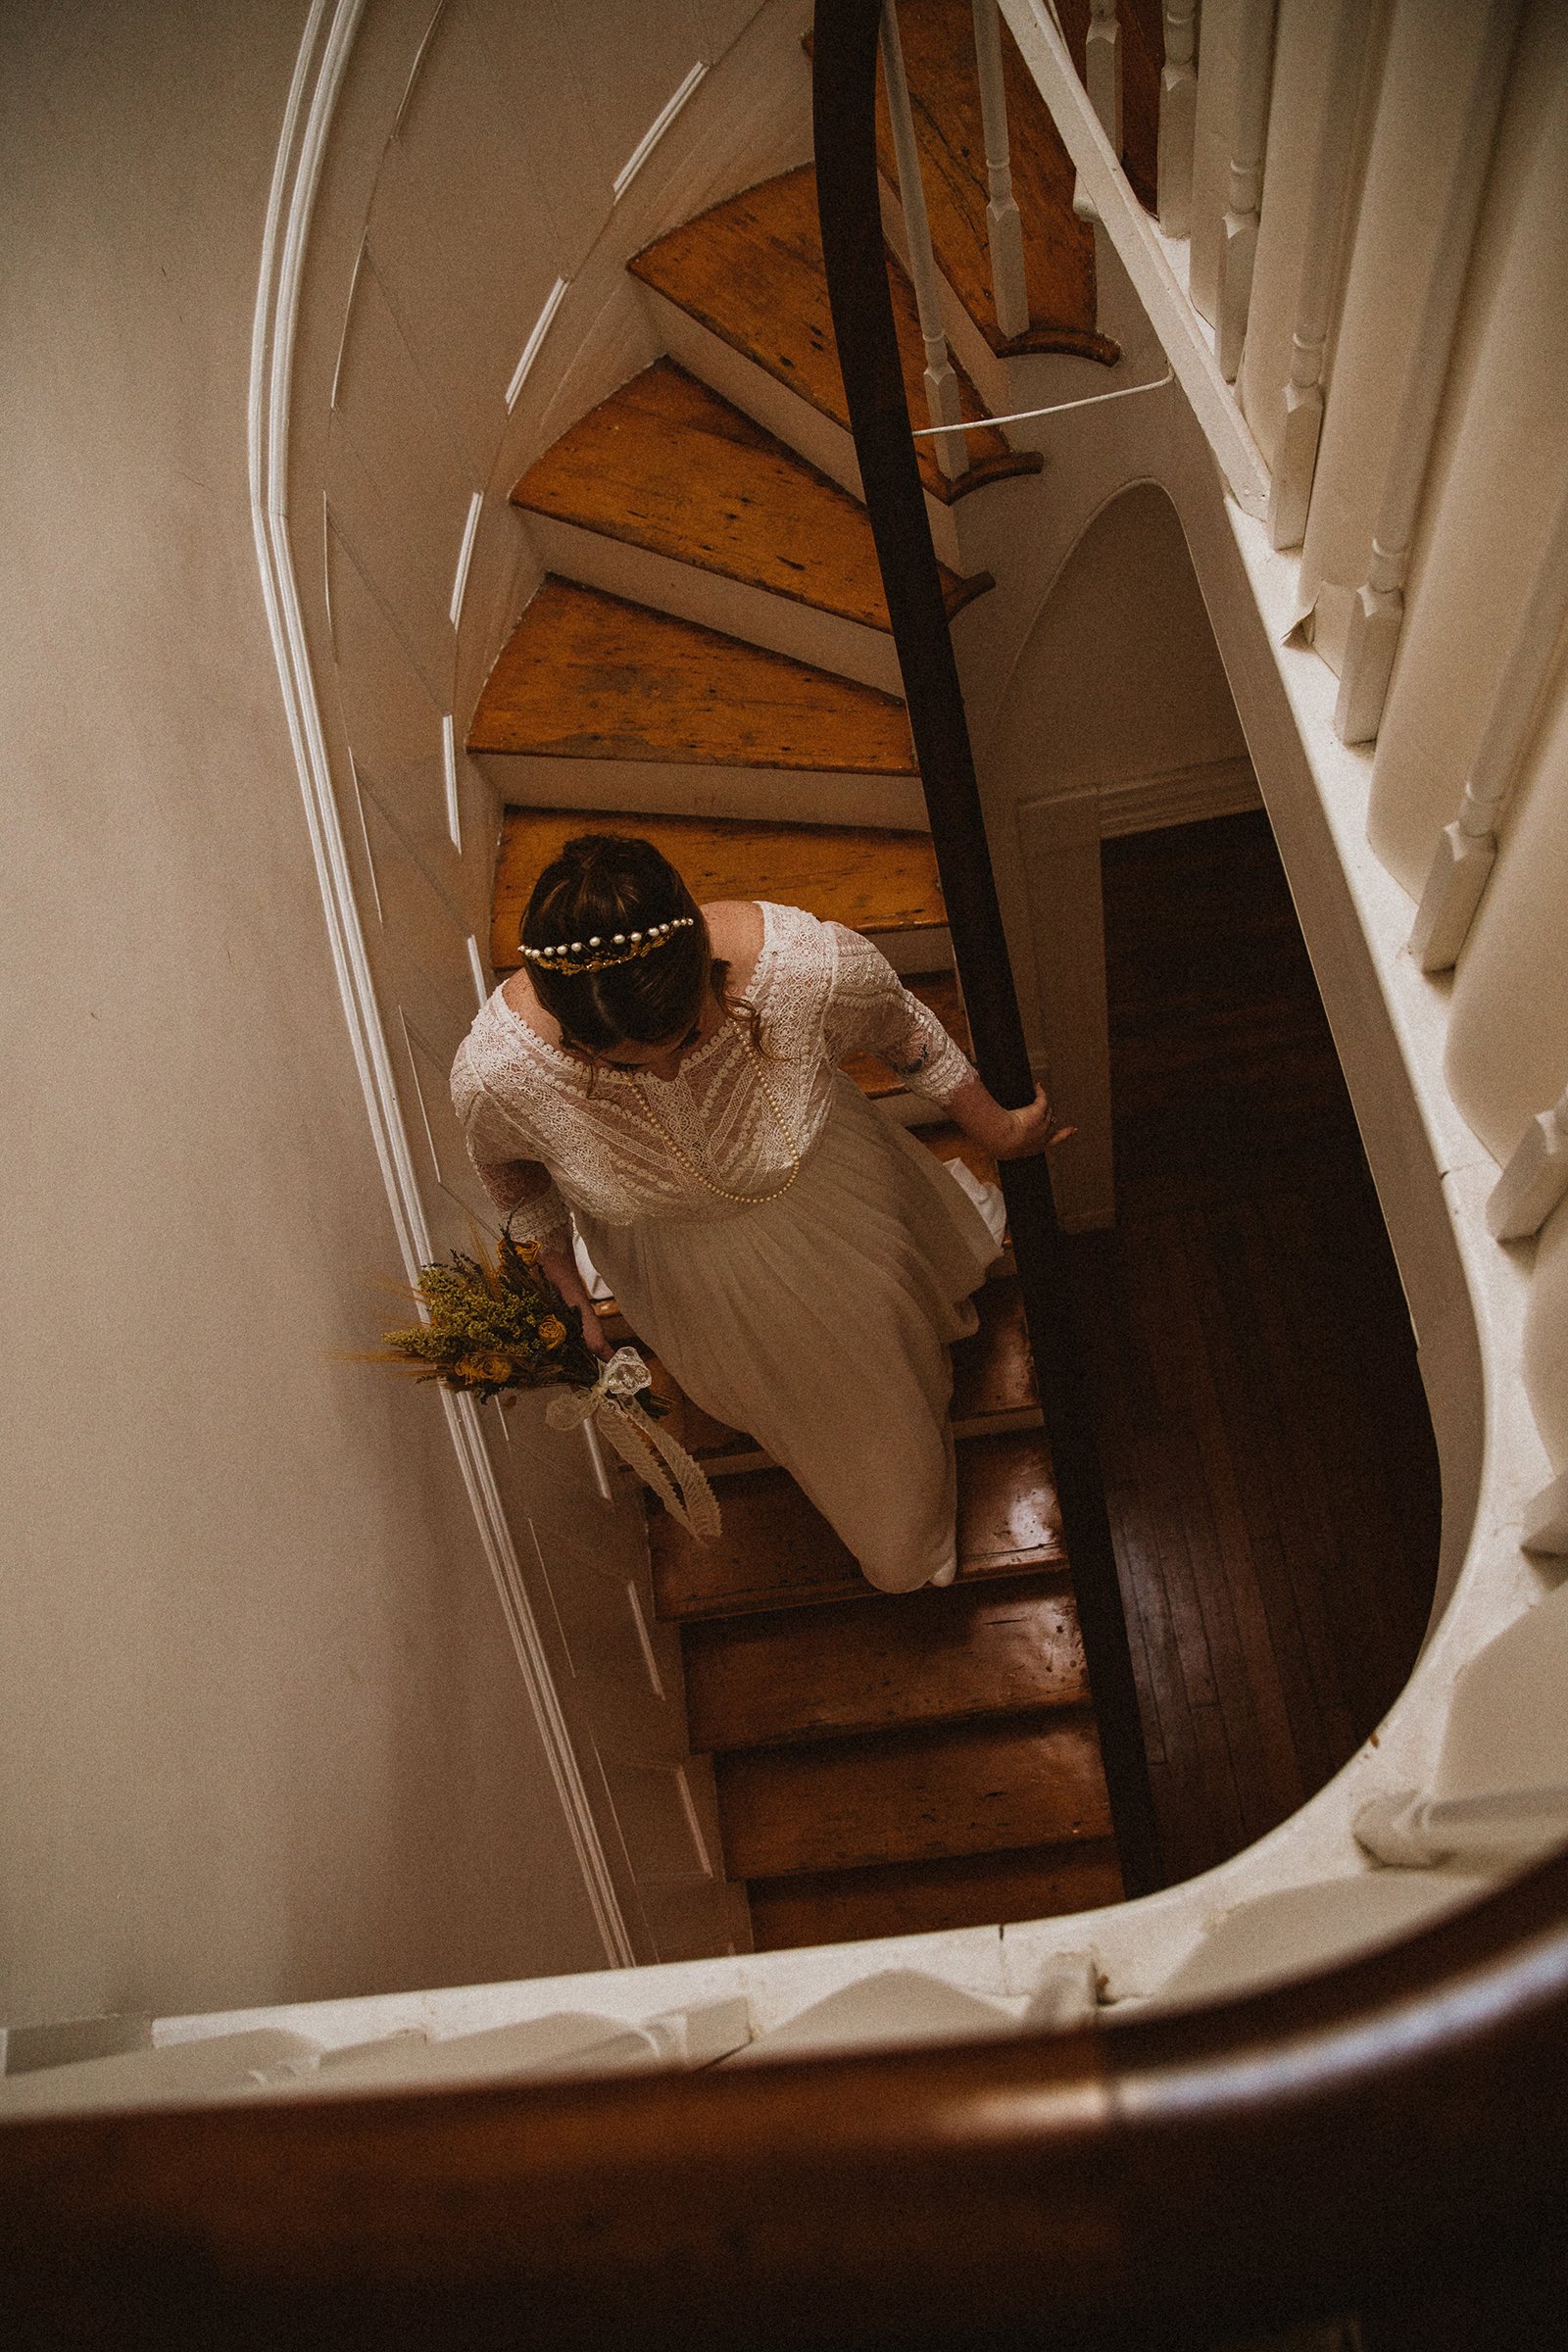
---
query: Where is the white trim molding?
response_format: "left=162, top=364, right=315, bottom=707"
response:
left=249, top=0, right=635, bottom=1972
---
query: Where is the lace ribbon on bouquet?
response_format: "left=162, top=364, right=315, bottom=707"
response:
left=545, top=1347, right=721, bottom=1542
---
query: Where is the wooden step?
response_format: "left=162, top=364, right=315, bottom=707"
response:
left=838, top=969, right=969, bottom=1099
left=512, top=360, right=991, bottom=631
left=950, top=1273, right=1037, bottom=1430
left=469, top=578, right=914, bottom=773
left=684, top=1571, right=1087, bottom=1753
left=493, top=808, right=947, bottom=975
left=629, top=166, right=1043, bottom=506
left=651, top=1428, right=1064, bottom=1623
left=863, top=0, right=1117, bottom=363
left=714, top=1708, right=1113, bottom=1878
left=919, top=1120, right=1000, bottom=1191
left=746, top=1838, right=1124, bottom=1950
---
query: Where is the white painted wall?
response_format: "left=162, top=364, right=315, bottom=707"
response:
left=0, top=0, right=621, bottom=2022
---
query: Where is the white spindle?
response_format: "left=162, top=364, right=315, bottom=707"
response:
left=1334, top=4, right=1522, bottom=745
left=1409, top=476, right=1568, bottom=972
left=1156, top=1, right=1199, bottom=239
left=1486, top=1089, right=1568, bottom=1243
left=1266, top=0, right=1365, bottom=551
left=1085, top=0, right=1122, bottom=155
left=971, top=0, right=1030, bottom=340
left=1215, top=0, right=1277, bottom=383
left=1354, top=1783, right=1568, bottom=1868
left=880, top=1, right=966, bottom=480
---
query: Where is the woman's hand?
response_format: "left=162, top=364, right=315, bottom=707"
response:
left=578, top=1303, right=615, bottom=1363
left=995, top=1082, right=1076, bottom=1161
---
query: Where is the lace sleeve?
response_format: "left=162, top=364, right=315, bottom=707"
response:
left=819, top=921, right=976, bottom=1105
left=450, top=1045, right=572, bottom=1248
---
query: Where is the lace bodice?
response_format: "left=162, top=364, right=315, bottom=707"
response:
left=450, top=902, right=976, bottom=1241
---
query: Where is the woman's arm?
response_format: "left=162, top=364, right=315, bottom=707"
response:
left=943, top=1074, right=1075, bottom=1161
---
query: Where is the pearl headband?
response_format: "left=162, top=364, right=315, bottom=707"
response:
left=517, top=915, right=695, bottom=977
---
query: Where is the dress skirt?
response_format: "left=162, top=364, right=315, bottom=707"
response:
left=576, top=1074, right=1000, bottom=1592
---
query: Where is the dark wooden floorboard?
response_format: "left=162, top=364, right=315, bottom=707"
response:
left=1068, top=812, right=1441, bottom=1886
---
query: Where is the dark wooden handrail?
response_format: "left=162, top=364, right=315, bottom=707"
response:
left=4, top=1843, right=1568, bottom=2344
left=809, top=0, right=1159, bottom=1896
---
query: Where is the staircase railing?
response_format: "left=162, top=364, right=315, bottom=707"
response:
left=810, top=0, right=1160, bottom=1898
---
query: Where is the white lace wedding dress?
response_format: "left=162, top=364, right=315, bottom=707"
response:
left=450, top=901, right=999, bottom=1591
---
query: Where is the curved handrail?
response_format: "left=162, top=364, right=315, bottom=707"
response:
left=2, top=1845, right=1566, bottom=2342
left=810, top=0, right=1159, bottom=1895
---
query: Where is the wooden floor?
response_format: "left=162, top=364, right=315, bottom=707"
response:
left=1066, top=812, right=1442, bottom=1886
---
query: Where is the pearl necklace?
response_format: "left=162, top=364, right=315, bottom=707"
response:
left=627, top=1019, right=803, bottom=1205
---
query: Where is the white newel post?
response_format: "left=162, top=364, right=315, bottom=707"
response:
left=1266, top=0, right=1366, bottom=551
left=1156, top=1, right=1199, bottom=239
left=1215, top=0, right=1277, bottom=384
left=1334, top=3, right=1522, bottom=746
left=880, top=0, right=966, bottom=480
left=1409, top=477, right=1568, bottom=971
left=971, top=0, right=1030, bottom=339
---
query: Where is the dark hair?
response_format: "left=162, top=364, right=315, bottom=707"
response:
left=520, top=834, right=718, bottom=1054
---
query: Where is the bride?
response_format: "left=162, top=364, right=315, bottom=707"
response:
left=451, top=833, right=1068, bottom=1593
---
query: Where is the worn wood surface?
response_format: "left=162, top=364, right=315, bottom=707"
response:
left=747, top=1837, right=1123, bottom=1948
left=629, top=166, right=1042, bottom=504
left=513, top=360, right=991, bottom=628
left=715, top=1707, right=1112, bottom=1877
left=949, top=1270, right=1037, bottom=1425
left=1068, top=814, right=1442, bottom=1887
left=493, top=808, right=947, bottom=973
left=651, top=1427, right=1066, bottom=1623
left=866, top=0, right=1116, bottom=359
left=469, top=578, right=915, bottom=771
left=683, top=1573, right=1088, bottom=1752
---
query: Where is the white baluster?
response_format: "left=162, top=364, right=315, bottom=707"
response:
left=1266, top=0, right=1366, bottom=551
left=1409, top=476, right=1568, bottom=972
left=1156, top=1, right=1199, bottom=239
left=1334, top=4, right=1522, bottom=746
left=1085, top=0, right=1122, bottom=155
left=971, top=0, right=1030, bottom=340
left=880, top=0, right=966, bottom=480
left=1486, top=1089, right=1568, bottom=1244
left=1216, top=0, right=1278, bottom=383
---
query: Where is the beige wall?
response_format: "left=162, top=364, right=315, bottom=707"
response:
left=0, top=1, right=616, bottom=2022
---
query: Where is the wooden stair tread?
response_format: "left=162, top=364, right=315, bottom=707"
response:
left=651, top=1428, right=1064, bottom=1623
left=714, top=1708, right=1113, bottom=1878
left=469, top=578, right=915, bottom=773
left=684, top=1572, right=1087, bottom=1753
left=867, top=0, right=1117, bottom=362
left=919, top=1121, right=1000, bottom=1191
left=950, top=1272, right=1036, bottom=1426
left=513, top=359, right=990, bottom=629
left=629, top=166, right=1042, bottom=505
left=839, top=968, right=970, bottom=1098
left=746, top=1839, right=1124, bottom=1949
left=494, top=809, right=947, bottom=974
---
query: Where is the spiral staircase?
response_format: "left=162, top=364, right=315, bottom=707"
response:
left=464, top=1, right=1157, bottom=1948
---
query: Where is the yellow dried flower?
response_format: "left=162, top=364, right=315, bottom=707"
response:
left=538, top=1316, right=567, bottom=1349
left=457, top=1350, right=514, bottom=1385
